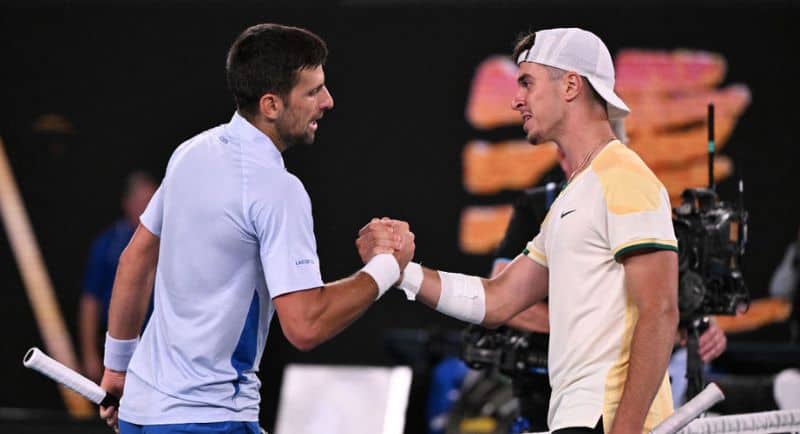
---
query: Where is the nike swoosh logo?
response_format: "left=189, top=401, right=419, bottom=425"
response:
left=560, top=209, right=576, bottom=218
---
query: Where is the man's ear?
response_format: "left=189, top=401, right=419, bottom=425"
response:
left=259, top=93, right=284, bottom=121
left=562, top=72, right=582, bottom=102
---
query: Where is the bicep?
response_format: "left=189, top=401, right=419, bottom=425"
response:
left=492, top=254, right=548, bottom=294
left=273, top=289, right=312, bottom=322
left=621, top=249, right=678, bottom=310
left=140, top=184, right=164, bottom=236
left=506, top=302, right=550, bottom=333
left=122, top=224, right=160, bottom=268
left=270, top=285, right=325, bottom=351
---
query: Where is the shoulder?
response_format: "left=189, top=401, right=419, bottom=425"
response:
left=165, top=125, right=225, bottom=167
left=247, top=170, right=312, bottom=216
left=255, top=170, right=308, bottom=198
left=590, top=141, right=665, bottom=215
left=591, top=141, right=659, bottom=185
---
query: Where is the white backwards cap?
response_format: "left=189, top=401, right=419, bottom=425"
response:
left=516, top=28, right=630, bottom=120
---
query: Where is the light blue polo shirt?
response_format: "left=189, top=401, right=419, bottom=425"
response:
left=119, top=112, right=324, bottom=425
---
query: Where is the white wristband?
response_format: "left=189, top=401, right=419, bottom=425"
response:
left=397, top=262, right=423, bottom=300
left=104, top=333, right=139, bottom=372
left=436, top=271, right=486, bottom=324
left=361, top=253, right=401, bottom=299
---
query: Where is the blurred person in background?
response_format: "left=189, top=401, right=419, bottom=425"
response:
left=769, top=225, right=800, bottom=340
left=78, top=171, right=157, bottom=383
left=766, top=226, right=800, bottom=409
left=708, top=226, right=800, bottom=413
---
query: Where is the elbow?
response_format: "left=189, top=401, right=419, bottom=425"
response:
left=481, top=310, right=506, bottom=330
left=291, top=340, right=318, bottom=353
left=286, top=334, right=318, bottom=352
left=482, top=320, right=502, bottom=330
left=651, top=299, right=679, bottom=331
left=665, top=303, right=679, bottom=330
left=636, top=293, right=679, bottom=331
left=283, top=326, right=322, bottom=352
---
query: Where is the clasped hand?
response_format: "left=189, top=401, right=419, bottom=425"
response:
left=356, top=217, right=415, bottom=270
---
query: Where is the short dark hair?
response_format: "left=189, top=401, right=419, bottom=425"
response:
left=512, top=31, right=536, bottom=65
left=512, top=32, right=564, bottom=80
left=226, top=23, right=328, bottom=118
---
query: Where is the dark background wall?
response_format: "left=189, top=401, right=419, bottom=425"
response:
left=1, top=4, right=798, bottom=432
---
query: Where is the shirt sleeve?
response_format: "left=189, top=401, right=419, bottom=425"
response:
left=140, top=184, right=164, bottom=236
left=603, top=171, right=677, bottom=261
left=523, top=209, right=551, bottom=267
left=250, top=174, right=324, bottom=298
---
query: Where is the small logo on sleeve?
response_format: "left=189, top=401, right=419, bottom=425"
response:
left=560, top=209, right=576, bottom=218
left=295, top=259, right=316, bottom=266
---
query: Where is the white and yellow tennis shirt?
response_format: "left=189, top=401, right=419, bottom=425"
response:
left=524, top=140, right=677, bottom=433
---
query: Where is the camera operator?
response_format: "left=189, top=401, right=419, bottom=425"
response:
left=689, top=227, right=800, bottom=415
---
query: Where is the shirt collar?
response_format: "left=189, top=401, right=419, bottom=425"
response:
left=223, top=111, right=284, bottom=168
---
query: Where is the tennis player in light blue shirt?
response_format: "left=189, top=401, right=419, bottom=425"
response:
left=99, top=23, right=414, bottom=434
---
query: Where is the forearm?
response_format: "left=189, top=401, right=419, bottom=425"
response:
left=415, top=266, right=505, bottom=326
left=490, top=258, right=550, bottom=332
left=107, top=251, right=156, bottom=339
left=410, top=256, right=547, bottom=328
left=611, top=310, right=677, bottom=434
left=289, top=272, right=379, bottom=350
left=614, top=250, right=679, bottom=433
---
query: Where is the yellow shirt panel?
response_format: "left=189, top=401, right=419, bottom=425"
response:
left=592, top=141, right=663, bottom=216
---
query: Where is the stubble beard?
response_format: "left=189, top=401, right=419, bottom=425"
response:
left=276, top=117, right=315, bottom=149
left=526, top=129, right=542, bottom=145
left=301, top=129, right=315, bottom=145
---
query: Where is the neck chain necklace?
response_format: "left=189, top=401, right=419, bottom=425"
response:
left=567, top=137, right=615, bottom=183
